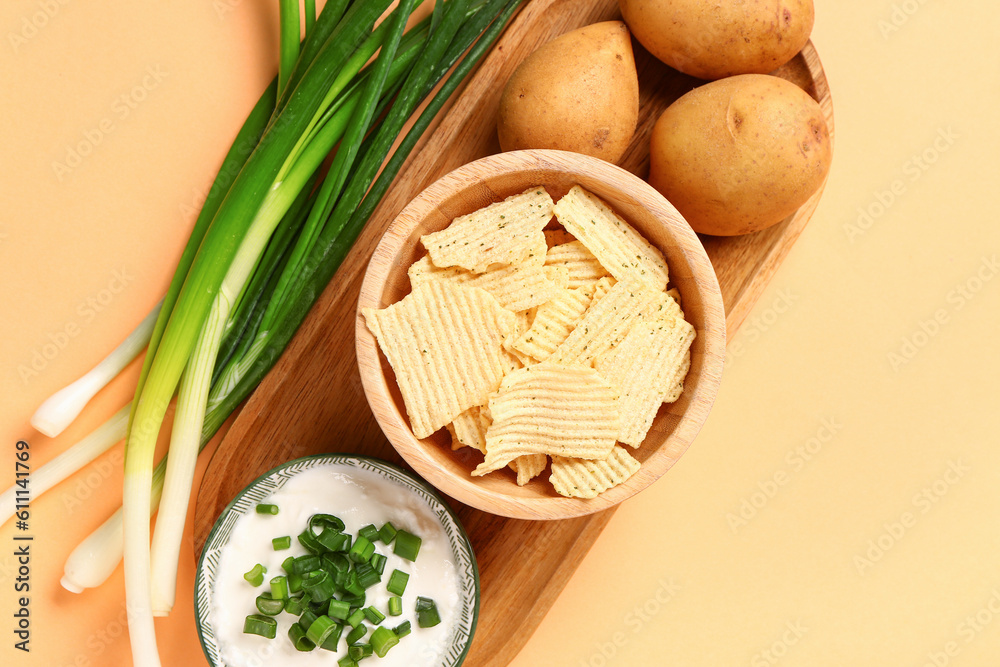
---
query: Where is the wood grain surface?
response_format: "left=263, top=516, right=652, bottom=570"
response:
left=194, top=0, right=834, bottom=664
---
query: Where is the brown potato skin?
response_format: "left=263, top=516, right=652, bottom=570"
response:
left=497, top=21, right=639, bottom=164
left=619, top=0, right=814, bottom=80
left=648, top=74, right=831, bottom=236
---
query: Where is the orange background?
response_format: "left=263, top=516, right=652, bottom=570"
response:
left=2, top=1, right=999, bottom=666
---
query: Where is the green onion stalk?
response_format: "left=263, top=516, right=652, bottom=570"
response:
left=9, top=1, right=526, bottom=664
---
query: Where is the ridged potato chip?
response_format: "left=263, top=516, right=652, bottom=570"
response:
left=544, top=240, right=611, bottom=289
left=472, top=364, right=619, bottom=476
left=512, top=286, right=593, bottom=362
left=591, top=276, right=616, bottom=302
left=409, top=254, right=567, bottom=312
left=544, top=228, right=576, bottom=247
left=663, top=349, right=691, bottom=403
left=447, top=406, right=488, bottom=452
left=545, top=278, right=660, bottom=367
left=553, top=185, right=669, bottom=290
left=508, top=454, right=548, bottom=486
left=363, top=282, right=515, bottom=438
left=420, top=187, right=553, bottom=273
left=595, top=317, right=695, bottom=446
left=550, top=445, right=641, bottom=499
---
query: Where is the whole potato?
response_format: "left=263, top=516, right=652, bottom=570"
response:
left=619, top=0, right=814, bottom=80
left=648, top=74, right=831, bottom=236
left=497, top=21, right=639, bottom=164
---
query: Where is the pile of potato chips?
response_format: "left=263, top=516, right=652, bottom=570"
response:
left=363, top=185, right=694, bottom=499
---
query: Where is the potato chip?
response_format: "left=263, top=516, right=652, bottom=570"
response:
left=409, top=254, right=567, bottom=313
left=508, top=455, right=548, bottom=486
left=407, top=255, right=466, bottom=288
left=363, top=282, right=515, bottom=438
left=544, top=228, right=576, bottom=247
left=667, top=287, right=681, bottom=306
left=640, top=289, right=684, bottom=324
left=472, top=365, right=619, bottom=476
left=663, top=349, right=690, bottom=404
left=420, top=187, right=553, bottom=273
left=591, top=276, right=616, bottom=302
left=447, top=406, right=488, bottom=452
left=594, top=317, right=695, bottom=446
left=545, top=278, right=660, bottom=367
left=553, top=186, right=669, bottom=290
left=550, top=446, right=641, bottom=499
left=511, top=286, right=593, bottom=362
left=544, top=240, right=611, bottom=289
left=467, top=264, right=568, bottom=313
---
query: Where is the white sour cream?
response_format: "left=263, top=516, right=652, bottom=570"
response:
left=210, top=463, right=464, bottom=667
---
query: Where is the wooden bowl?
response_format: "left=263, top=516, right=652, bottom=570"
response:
left=356, top=150, right=725, bottom=520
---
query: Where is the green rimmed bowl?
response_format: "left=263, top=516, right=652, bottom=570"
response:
left=194, top=454, right=480, bottom=666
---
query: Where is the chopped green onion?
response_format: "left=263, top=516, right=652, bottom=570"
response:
left=324, top=529, right=355, bottom=553
left=348, top=643, right=372, bottom=661
left=343, top=569, right=365, bottom=597
left=256, top=503, right=279, bottom=515
left=345, top=624, right=368, bottom=646
left=270, top=575, right=289, bottom=600
left=347, top=608, right=366, bottom=629
left=358, top=524, right=379, bottom=542
left=305, top=615, right=339, bottom=645
left=291, top=554, right=322, bottom=575
left=416, top=597, right=441, bottom=628
left=288, top=572, right=304, bottom=595
left=393, top=530, right=421, bottom=562
left=299, top=609, right=319, bottom=631
left=362, top=605, right=385, bottom=625
left=340, top=591, right=365, bottom=609
left=393, top=620, right=411, bottom=638
left=378, top=522, right=397, bottom=544
left=282, top=556, right=296, bottom=573
left=337, top=657, right=358, bottom=667
left=386, top=570, right=409, bottom=596
left=369, top=552, right=387, bottom=575
left=255, top=593, right=285, bottom=616
left=328, top=598, right=351, bottom=621
left=354, top=562, right=381, bottom=589
left=302, top=570, right=336, bottom=602
left=309, top=513, right=346, bottom=534
left=272, top=536, right=292, bottom=550
left=387, top=596, right=402, bottom=617
left=320, top=620, right=344, bottom=651
left=243, top=614, right=277, bottom=639
left=288, top=623, right=316, bottom=652
left=370, top=625, right=399, bottom=657
left=348, top=536, right=375, bottom=563
left=243, top=563, right=266, bottom=587
left=298, top=529, right=324, bottom=554
left=323, top=552, right=351, bottom=575
left=284, top=596, right=306, bottom=616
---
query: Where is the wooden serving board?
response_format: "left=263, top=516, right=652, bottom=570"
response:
left=194, top=1, right=834, bottom=665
